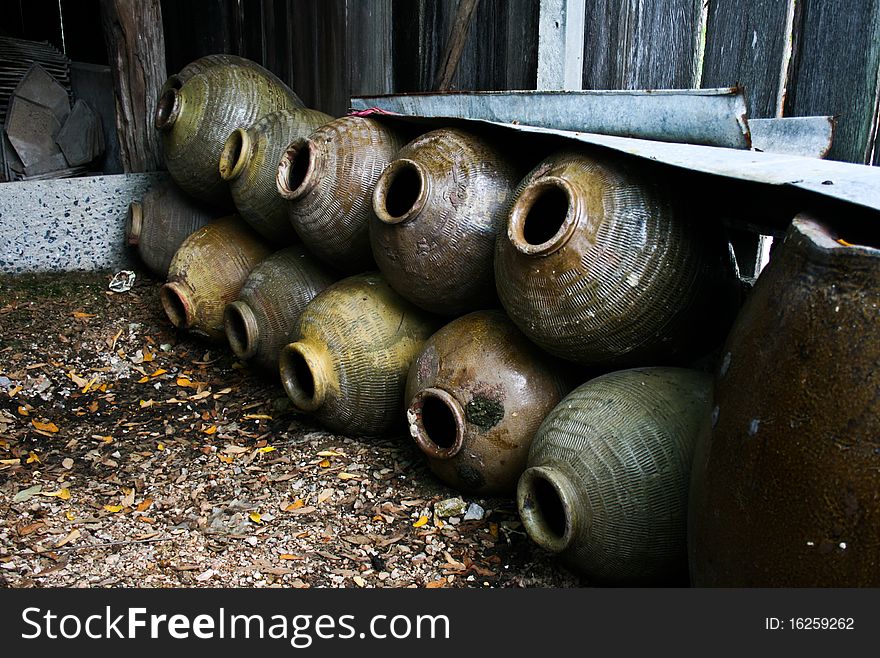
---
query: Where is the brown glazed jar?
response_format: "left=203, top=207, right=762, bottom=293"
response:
left=370, top=128, right=520, bottom=315
left=518, top=367, right=711, bottom=584
left=224, top=245, right=336, bottom=373
left=161, top=216, right=271, bottom=342
left=405, top=310, right=568, bottom=495
left=160, top=54, right=294, bottom=98
left=277, top=116, right=406, bottom=273
left=279, top=273, right=437, bottom=437
left=495, top=149, right=736, bottom=367
left=126, top=178, right=215, bottom=277
left=219, top=107, right=333, bottom=243
left=155, top=64, right=303, bottom=208
left=689, top=214, right=880, bottom=587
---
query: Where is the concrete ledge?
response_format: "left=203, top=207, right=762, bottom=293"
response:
left=0, top=172, right=167, bottom=273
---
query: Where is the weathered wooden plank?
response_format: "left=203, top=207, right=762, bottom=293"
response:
left=581, top=0, right=702, bottom=90
left=262, top=0, right=293, bottom=88
left=700, top=0, right=791, bottom=119
left=435, top=0, right=481, bottom=90
left=288, top=0, right=348, bottom=116
left=160, top=0, right=236, bottom=75
left=392, top=0, right=456, bottom=92
left=100, top=0, right=166, bottom=172
left=784, top=0, right=880, bottom=163
left=347, top=0, right=394, bottom=96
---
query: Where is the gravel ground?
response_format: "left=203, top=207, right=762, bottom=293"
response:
left=0, top=270, right=583, bottom=588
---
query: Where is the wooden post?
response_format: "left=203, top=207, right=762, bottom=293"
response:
left=100, top=0, right=166, bottom=172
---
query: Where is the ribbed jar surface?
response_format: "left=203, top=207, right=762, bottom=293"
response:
left=158, top=64, right=303, bottom=208
left=221, top=108, right=333, bottom=243
left=160, top=54, right=298, bottom=99
left=689, top=214, right=880, bottom=587
left=163, top=215, right=271, bottom=342
left=279, top=117, right=406, bottom=273
left=127, top=179, right=215, bottom=277
left=280, top=273, right=437, bottom=437
left=225, top=245, right=336, bottom=372
left=519, top=367, right=711, bottom=584
left=405, top=310, right=568, bottom=495
left=495, top=149, right=735, bottom=367
left=370, top=128, right=520, bottom=315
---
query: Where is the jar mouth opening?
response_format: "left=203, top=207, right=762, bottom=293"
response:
left=277, top=138, right=317, bottom=200
left=224, top=301, right=258, bottom=360
left=279, top=342, right=326, bottom=412
left=794, top=213, right=880, bottom=253
left=517, top=465, right=576, bottom=553
left=126, top=202, right=143, bottom=245
left=154, top=88, right=180, bottom=131
left=508, top=178, right=577, bottom=256
left=219, top=128, right=252, bottom=182
left=373, top=159, right=429, bottom=225
left=160, top=281, right=192, bottom=329
left=407, top=387, right=465, bottom=459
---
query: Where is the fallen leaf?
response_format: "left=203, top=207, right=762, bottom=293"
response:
left=136, top=498, right=153, bottom=512
left=317, top=489, right=334, bottom=504
left=150, top=368, right=167, bottom=377
left=68, top=371, right=89, bottom=387
left=217, top=454, right=233, bottom=464
left=317, top=450, right=345, bottom=457
left=121, top=488, right=136, bottom=508
left=62, top=458, right=74, bottom=469
left=96, top=435, right=113, bottom=444
left=156, top=442, right=165, bottom=451
left=13, top=484, right=42, bottom=503
left=18, top=521, right=45, bottom=536
left=257, top=446, right=275, bottom=453
left=413, top=516, right=429, bottom=528
left=26, top=451, right=41, bottom=464
left=72, top=311, right=95, bottom=319
left=279, top=554, right=300, bottom=561
left=8, top=385, right=22, bottom=397
left=142, top=349, right=154, bottom=363
left=202, top=425, right=217, bottom=435
left=176, top=377, right=195, bottom=388
left=82, top=376, right=98, bottom=393
left=249, top=512, right=263, bottom=524
left=243, top=413, right=272, bottom=421
left=139, top=399, right=157, bottom=408
left=17, top=405, right=29, bottom=416
left=42, top=488, right=71, bottom=500
left=31, top=419, right=59, bottom=433
left=224, top=445, right=249, bottom=454
left=104, top=505, right=123, bottom=513
left=55, top=529, right=81, bottom=548
left=284, top=499, right=305, bottom=511
left=425, top=578, right=447, bottom=589
left=353, top=576, right=366, bottom=588
left=137, top=376, right=150, bottom=384
left=318, top=458, right=331, bottom=468
left=65, top=511, right=76, bottom=521
left=337, top=472, right=358, bottom=480
left=1, top=458, right=21, bottom=466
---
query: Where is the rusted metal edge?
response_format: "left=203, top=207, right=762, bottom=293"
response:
left=357, top=111, right=880, bottom=214
left=351, top=88, right=752, bottom=149
left=749, top=116, right=835, bottom=159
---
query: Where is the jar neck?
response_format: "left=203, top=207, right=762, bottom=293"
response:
left=279, top=339, right=331, bottom=412
left=372, top=158, right=430, bottom=225
left=517, top=463, right=581, bottom=553
left=407, top=387, right=466, bottom=459
left=507, top=176, right=580, bottom=257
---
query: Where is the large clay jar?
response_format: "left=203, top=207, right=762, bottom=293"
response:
left=219, top=107, right=333, bottom=243
left=277, top=116, right=406, bottom=273
left=162, top=216, right=271, bottom=342
left=689, top=214, right=880, bottom=587
left=279, top=273, right=437, bottom=437
left=371, top=128, right=520, bottom=315
left=126, top=179, right=215, bottom=277
left=405, top=310, right=568, bottom=495
left=495, top=149, right=736, bottom=367
left=224, top=245, right=336, bottom=373
left=518, top=367, right=711, bottom=584
left=160, top=54, right=293, bottom=98
left=155, top=64, right=303, bottom=208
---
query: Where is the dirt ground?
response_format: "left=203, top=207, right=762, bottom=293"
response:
left=0, top=270, right=582, bottom=588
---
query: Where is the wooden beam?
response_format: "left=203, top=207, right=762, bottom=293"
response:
left=100, top=0, right=166, bottom=172
left=434, top=0, right=481, bottom=91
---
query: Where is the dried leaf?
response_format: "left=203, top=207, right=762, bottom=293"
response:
left=41, top=488, right=70, bottom=500
left=337, top=472, right=358, bottom=480
left=121, top=488, right=136, bottom=507
left=243, top=413, right=272, bottom=420
left=17, top=405, right=29, bottom=416
left=31, top=419, right=59, bottom=433
left=26, top=451, right=41, bottom=464
left=104, top=505, right=123, bottom=513
left=318, top=458, right=331, bottom=468
left=13, top=484, right=42, bottom=503
left=55, top=529, right=81, bottom=548
left=413, top=516, right=429, bottom=528
left=68, top=371, right=89, bottom=387
left=256, top=446, right=275, bottom=453
left=224, top=445, right=248, bottom=455
left=139, top=399, right=156, bottom=408
left=1, top=458, right=21, bottom=466
left=150, top=368, right=167, bottom=377
left=61, top=458, right=74, bottom=469
left=217, top=454, right=233, bottom=464
left=176, top=377, right=195, bottom=388
left=425, top=578, right=447, bottom=589
left=284, top=499, right=305, bottom=511
left=71, top=311, right=95, bottom=319
left=317, top=489, right=334, bottom=504
left=202, top=425, right=218, bottom=435
left=136, top=498, right=153, bottom=512
left=156, top=442, right=165, bottom=451
left=249, top=512, right=263, bottom=524
left=137, top=376, right=150, bottom=384
left=317, top=450, right=345, bottom=457
left=353, top=576, right=366, bottom=588
left=279, top=554, right=300, bottom=561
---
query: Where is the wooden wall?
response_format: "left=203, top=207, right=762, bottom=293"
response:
left=159, top=0, right=880, bottom=164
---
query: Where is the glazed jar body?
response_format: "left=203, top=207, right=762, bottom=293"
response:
left=278, top=116, right=406, bottom=273
left=518, top=367, right=711, bottom=584
left=156, top=64, right=303, bottom=207
left=406, top=310, right=568, bottom=495
left=279, top=273, right=438, bottom=437
left=224, top=245, right=336, bottom=372
left=371, top=128, right=520, bottom=315
left=162, top=216, right=271, bottom=342
left=689, top=214, right=880, bottom=587
left=126, top=179, right=215, bottom=277
left=220, top=108, right=333, bottom=243
left=159, top=54, right=295, bottom=98
left=495, top=150, right=737, bottom=367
